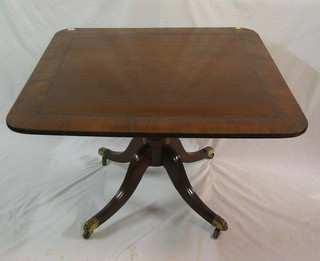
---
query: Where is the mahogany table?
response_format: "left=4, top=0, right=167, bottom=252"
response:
left=7, top=28, right=308, bottom=239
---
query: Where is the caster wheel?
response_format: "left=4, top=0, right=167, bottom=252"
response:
left=102, top=157, right=107, bottom=166
left=212, top=228, right=221, bottom=239
left=99, top=147, right=108, bottom=166
left=83, top=231, right=92, bottom=239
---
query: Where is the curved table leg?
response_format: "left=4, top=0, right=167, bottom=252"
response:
left=169, top=138, right=214, bottom=163
left=83, top=144, right=151, bottom=239
left=98, top=137, right=144, bottom=165
left=162, top=144, right=228, bottom=239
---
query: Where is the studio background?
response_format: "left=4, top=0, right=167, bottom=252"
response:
left=1, top=1, right=319, bottom=260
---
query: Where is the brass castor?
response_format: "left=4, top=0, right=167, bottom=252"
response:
left=98, top=147, right=108, bottom=166
left=211, top=215, right=228, bottom=239
left=83, top=217, right=100, bottom=239
left=83, top=231, right=92, bottom=239
left=204, top=146, right=214, bottom=159
left=212, top=228, right=221, bottom=239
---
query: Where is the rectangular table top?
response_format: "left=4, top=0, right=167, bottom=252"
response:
left=7, top=28, right=307, bottom=138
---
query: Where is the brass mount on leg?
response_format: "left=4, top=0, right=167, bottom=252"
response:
left=212, top=215, right=228, bottom=231
left=98, top=147, right=107, bottom=156
left=83, top=217, right=100, bottom=239
left=212, top=215, right=228, bottom=239
left=204, top=146, right=214, bottom=159
left=98, top=147, right=108, bottom=166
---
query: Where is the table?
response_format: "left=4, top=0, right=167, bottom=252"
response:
left=6, top=28, right=308, bottom=239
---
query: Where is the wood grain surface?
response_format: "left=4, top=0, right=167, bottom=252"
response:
left=7, top=28, right=308, bottom=138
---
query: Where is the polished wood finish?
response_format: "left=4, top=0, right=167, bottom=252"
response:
left=94, top=144, right=151, bottom=224
left=84, top=137, right=227, bottom=239
left=7, top=28, right=307, bottom=138
left=162, top=144, right=220, bottom=225
left=169, top=138, right=212, bottom=163
left=99, top=137, right=144, bottom=163
left=7, top=28, right=308, bottom=239
left=100, top=137, right=212, bottom=165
